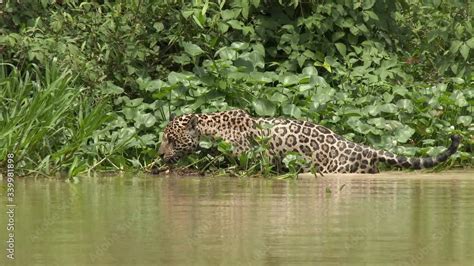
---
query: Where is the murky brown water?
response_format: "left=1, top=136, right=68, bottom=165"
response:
left=1, top=171, right=474, bottom=265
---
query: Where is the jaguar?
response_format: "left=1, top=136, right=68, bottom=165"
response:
left=158, top=109, right=461, bottom=174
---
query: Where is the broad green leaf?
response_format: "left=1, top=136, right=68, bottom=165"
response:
left=303, top=50, right=315, bottom=60
left=335, top=43, right=346, bottom=56
left=152, top=86, right=172, bottom=99
left=126, top=65, right=136, bottom=74
left=392, top=86, right=408, bottom=96
left=270, top=93, right=288, bottom=103
left=467, top=37, right=474, bottom=49
left=253, top=98, right=276, bottom=116
left=450, top=77, right=465, bottom=84
left=122, top=108, right=138, bottom=121
left=104, top=82, right=124, bottom=95
left=346, top=117, right=374, bottom=134
left=298, top=84, right=312, bottom=91
left=239, top=51, right=264, bottom=69
left=350, top=25, right=360, bottom=35
left=357, top=24, right=369, bottom=34
left=249, top=72, right=273, bottom=83
left=218, top=22, right=229, bottom=33
left=217, top=47, right=237, bottom=60
left=168, top=71, right=191, bottom=85
left=312, top=86, right=335, bottom=106
left=217, top=141, right=233, bottom=153
left=459, top=43, right=470, bottom=60
left=368, top=117, right=386, bottom=128
left=298, top=76, right=310, bottom=84
left=302, top=66, right=318, bottom=77
left=153, top=22, right=164, bottom=32
left=362, top=0, right=375, bottom=10
left=341, top=17, right=355, bottom=28
left=365, top=10, right=379, bottom=20
left=383, top=92, right=394, bottom=103
left=126, top=98, right=144, bottom=107
left=280, top=74, right=299, bottom=86
left=396, top=99, right=414, bottom=113
left=322, top=60, right=332, bottom=73
left=221, top=10, right=238, bottom=20
left=138, top=134, right=156, bottom=146
left=231, top=42, right=249, bottom=50
left=311, top=76, right=330, bottom=87
left=367, top=105, right=381, bottom=116
left=241, top=0, right=249, bottom=19
left=250, top=0, right=260, bottom=7
left=136, top=78, right=165, bottom=92
left=182, top=42, right=204, bottom=57
left=451, top=91, right=468, bottom=107
left=457, top=116, right=472, bottom=126
left=227, top=20, right=242, bottom=29
left=380, top=103, right=398, bottom=113
left=297, top=54, right=306, bottom=68
left=201, top=0, right=209, bottom=15
left=173, top=54, right=191, bottom=65
left=394, top=125, right=415, bottom=143
left=431, top=0, right=441, bottom=7
left=135, top=113, right=156, bottom=128
left=331, top=31, right=345, bottom=42
left=450, top=40, right=462, bottom=54
left=253, top=43, right=265, bottom=56
left=450, top=64, right=459, bottom=74
left=282, top=104, right=301, bottom=118
left=181, top=9, right=194, bottom=18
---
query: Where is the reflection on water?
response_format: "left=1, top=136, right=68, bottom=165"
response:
left=1, top=171, right=474, bottom=265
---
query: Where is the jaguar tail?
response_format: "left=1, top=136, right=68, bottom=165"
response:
left=377, top=135, right=461, bottom=169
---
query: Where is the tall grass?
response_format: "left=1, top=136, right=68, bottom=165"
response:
left=0, top=63, right=111, bottom=176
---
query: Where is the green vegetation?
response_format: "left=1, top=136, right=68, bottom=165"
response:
left=0, top=0, right=472, bottom=177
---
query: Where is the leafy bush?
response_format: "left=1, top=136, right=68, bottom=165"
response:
left=0, top=0, right=472, bottom=176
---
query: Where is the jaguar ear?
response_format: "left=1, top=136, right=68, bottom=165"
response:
left=169, top=113, right=176, bottom=121
left=186, top=115, right=199, bottom=131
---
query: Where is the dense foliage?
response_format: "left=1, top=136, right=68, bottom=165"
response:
left=0, top=0, right=472, bottom=177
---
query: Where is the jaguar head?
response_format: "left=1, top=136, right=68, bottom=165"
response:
left=158, top=114, right=200, bottom=163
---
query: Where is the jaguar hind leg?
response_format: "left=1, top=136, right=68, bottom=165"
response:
left=368, top=161, right=379, bottom=174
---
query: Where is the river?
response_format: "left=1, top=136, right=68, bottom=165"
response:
left=1, top=171, right=473, bottom=265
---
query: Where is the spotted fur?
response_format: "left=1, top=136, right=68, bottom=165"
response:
left=158, top=109, right=461, bottom=173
